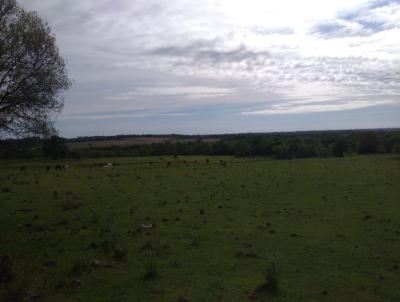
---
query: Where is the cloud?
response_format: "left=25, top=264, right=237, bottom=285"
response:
left=242, top=99, right=396, bottom=115
left=313, top=20, right=377, bottom=37
left=17, top=0, right=400, bottom=135
left=111, top=86, right=236, bottom=101
left=59, top=110, right=192, bottom=121
left=149, top=43, right=271, bottom=65
left=313, top=0, right=400, bottom=38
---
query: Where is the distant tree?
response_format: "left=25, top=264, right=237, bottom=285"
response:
left=42, top=135, right=68, bottom=159
left=213, top=141, right=231, bottom=155
left=358, top=132, right=379, bottom=154
left=333, top=139, right=347, bottom=157
left=0, top=137, right=41, bottom=158
left=0, top=0, right=70, bottom=137
left=391, top=143, right=400, bottom=153
left=306, top=138, right=324, bottom=157
left=272, top=143, right=289, bottom=159
left=234, top=141, right=251, bottom=157
left=287, top=139, right=309, bottom=158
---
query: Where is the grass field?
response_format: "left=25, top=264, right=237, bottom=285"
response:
left=1, top=155, right=399, bottom=302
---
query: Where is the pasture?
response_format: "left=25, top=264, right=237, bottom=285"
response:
left=0, top=155, right=399, bottom=301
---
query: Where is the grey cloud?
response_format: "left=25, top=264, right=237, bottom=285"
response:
left=59, top=110, right=192, bottom=121
left=313, top=0, right=399, bottom=38
left=313, top=21, right=365, bottom=38
left=352, top=0, right=398, bottom=12
left=195, top=46, right=270, bottom=64
left=15, top=0, right=400, bottom=136
left=149, top=42, right=270, bottom=64
left=312, top=19, right=390, bottom=38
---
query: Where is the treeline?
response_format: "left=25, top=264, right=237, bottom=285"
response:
left=1, top=130, right=400, bottom=160
left=68, top=134, right=221, bottom=143
left=76, top=130, right=400, bottom=159
left=0, top=136, right=80, bottom=160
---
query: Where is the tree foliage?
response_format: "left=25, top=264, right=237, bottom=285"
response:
left=56, top=130, right=400, bottom=159
left=358, top=132, right=379, bottom=154
left=333, top=138, right=347, bottom=157
left=42, top=135, right=69, bottom=159
left=1, top=130, right=399, bottom=159
left=0, top=0, right=70, bottom=137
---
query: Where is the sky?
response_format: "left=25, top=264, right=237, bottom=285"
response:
left=19, top=0, right=400, bottom=137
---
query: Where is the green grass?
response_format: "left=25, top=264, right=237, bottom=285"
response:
left=0, top=155, right=399, bottom=301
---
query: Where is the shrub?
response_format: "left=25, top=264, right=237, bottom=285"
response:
left=177, top=295, right=189, bottom=302
left=0, top=256, right=14, bottom=285
left=70, top=259, right=91, bottom=276
left=189, top=232, right=200, bottom=247
left=1, top=278, right=30, bottom=302
left=113, top=247, right=127, bottom=262
left=253, top=261, right=281, bottom=297
left=263, top=262, right=280, bottom=294
left=99, top=232, right=118, bottom=254
left=61, top=199, right=82, bottom=211
left=1, top=187, right=11, bottom=193
left=142, top=251, right=157, bottom=280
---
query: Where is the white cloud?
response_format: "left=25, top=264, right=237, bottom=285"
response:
left=18, top=0, right=400, bottom=133
left=111, top=86, right=236, bottom=101
left=242, top=99, right=396, bottom=115
left=59, top=112, right=192, bottom=121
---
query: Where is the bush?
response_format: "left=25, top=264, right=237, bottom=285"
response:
left=70, top=259, right=91, bottom=276
left=42, top=136, right=69, bottom=159
left=99, top=232, right=118, bottom=254
left=253, top=261, right=281, bottom=296
left=263, top=261, right=280, bottom=294
left=113, top=247, right=127, bottom=262
left=1, top=278, right=30, bottom=302
left=0, top=256, right=14, bottom=285
left=142, top=251, right=157, bottom=280
left=1, top=187, right=11, bottom=193
left=61, top=199, right=82, bottom=211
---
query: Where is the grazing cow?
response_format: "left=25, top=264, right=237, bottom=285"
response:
left=46, top=165, right=51, bottom=172
left=219, top=160, right=226, bottom=167
left=55, top=164, right=62, bottom=171
left=63, top=164, right=69, bottom=170
left=20, top=166, right=26, bottom=172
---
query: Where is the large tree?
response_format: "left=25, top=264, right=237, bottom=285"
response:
left=0, top=0, right=70, bottom=137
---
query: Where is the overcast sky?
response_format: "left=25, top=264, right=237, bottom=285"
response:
left=20, top=0, right=400, bottom=137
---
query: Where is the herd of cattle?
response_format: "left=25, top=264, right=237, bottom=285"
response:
left=19, top=164, right=69, bottom=172
left=18, top=159, right=228, bottom=172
